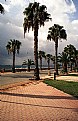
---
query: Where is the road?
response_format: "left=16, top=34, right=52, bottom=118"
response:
left=0, top=70, right=53, bottom=86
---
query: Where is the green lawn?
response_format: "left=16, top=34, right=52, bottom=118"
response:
left=44, top=79, right=78, bottom=99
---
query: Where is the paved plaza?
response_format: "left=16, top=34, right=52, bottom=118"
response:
left=0, top=82, right=78, bottom=121
left=0, top=71, right=78, bottom=121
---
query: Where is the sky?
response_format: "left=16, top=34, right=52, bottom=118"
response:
left=0, top=0, right=78, bottom=65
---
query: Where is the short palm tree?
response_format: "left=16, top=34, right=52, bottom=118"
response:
left=22, top=59, right=34, bottom=72
left=38, top=50, right=45, bottom=70
left=47, top=24, right=67, bottom=75
left=23, top=2, right=51, bottom=80
left=6, top=39, right=21, bottom=73
left=51, top=55, right=55, bottom=69
left=75, top=50, right=78, bottom=70
left=58, top=52, right=68, bottom=73
left=46, top=54, right=52, bottom=70
left=64, top=44, right=76, bottom=71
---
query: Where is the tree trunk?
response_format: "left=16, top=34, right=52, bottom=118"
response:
left=75, top=57, right=78, bottom=72
left=48, top=59, right=50, bottom=70
left=63, top=62, right=67, bottom=73
left=55, top=38, right=58, bottom=75
left=70, top=61, right=72, bottom=72
left=76, top=58, right=78, bottom=72
left=28, top=64, right=30, bottom=72
left=34, top=21, right=40, bottom=80
left=40, top=57, right=42, bottom=70
left=12, top=50, right=15, bottom=73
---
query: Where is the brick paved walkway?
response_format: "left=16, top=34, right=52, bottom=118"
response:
left=0, top=82, right=78, bottom=121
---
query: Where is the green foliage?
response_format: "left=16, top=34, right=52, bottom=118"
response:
left=6, top=39, right=21, bottom=73
left=47, top=24, right=67, bottom=42
left=22, top=59, right=34, bottom=66
left=60, top=69, right=68, bottom=74
left=44, top=79, right=78, bottom=98
left=46, top=54, right=52, bottom=69
left=22, top=59, right=34, bottom=72
left=23, top=2, right=51, bottom=79
left=6, top=39, right=21, bottom=54
left=38, top=50, right=46, bottom=59
left=23, top=2, right=51, bottom=37
left=38, top=50, right=46, bottom=70
left=47, top=24, right=67, bottom=75
left=64, top=44, right=76, bottom=61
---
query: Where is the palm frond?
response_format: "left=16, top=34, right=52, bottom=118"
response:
left=0, top=4, right=4, bottom=14
left=23, top=2, right=51, bottom=37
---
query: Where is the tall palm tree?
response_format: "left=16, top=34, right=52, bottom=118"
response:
left=47, top=24, right=67, bottom=75
left=0, top=4, right=4, bottom=14
left=23, top=2, right=51, bottom=80
left=6, top=39, right=21, bottom=73
left=0, top=0, right=8, bottom=14
left=46, top=54, right=52, bottom=70
left=0, top=0, right=6, bottom=14
left=22, top=59, right=34, bottom=72
left=38, top=50, right=45, bottom=70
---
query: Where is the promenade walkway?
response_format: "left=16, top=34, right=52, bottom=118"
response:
left=0, top=82, right=78, bottom=120
left=0, top=71, right=78, bottom=121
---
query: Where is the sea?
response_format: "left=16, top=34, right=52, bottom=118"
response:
left=0, top=65, right=54, bottom=71
left=0, top=65, right=29, bottom=71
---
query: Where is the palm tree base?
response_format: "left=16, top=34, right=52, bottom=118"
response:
left=34, top=68, right=40, bottom=80
left=12, top=68, right=15, bottom=73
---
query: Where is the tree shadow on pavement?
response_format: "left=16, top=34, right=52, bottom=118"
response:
left=0, top=99, right=78, bottom=113
left=0, top=74, right=33, bottom=78
left=0, top=91, right=77, bottom=100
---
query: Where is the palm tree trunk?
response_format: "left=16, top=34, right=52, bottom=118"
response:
left=40, top=57, right=42, bottom=70
left=34, top=21, right=40, bottom=80
left=55, top=38, right=58, bottom=75
left=75, top=58, right=78, bottom=72
left=12, top=50, right=15, bottom=73
left=63, top=62, right=67, bottom=73
left=70, top=61, right=72, bottom=72
left=48, top=59, right=50, bottom=70
left=28, top=65, right=30, bottom=72
left=76, top=58, right=78, bottom=72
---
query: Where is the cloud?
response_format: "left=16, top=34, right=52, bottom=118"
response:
left=9, top=0, right=26, bottom=6
left=0, top=0, right=78, bottom=65
left=38, top=0, right=78, bottom=53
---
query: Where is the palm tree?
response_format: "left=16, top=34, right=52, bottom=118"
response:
left=47, top=24, right=67, bottom=75
left=58, top=52, right=68, bottom=73
left=75, top=50, right=78, bottom=71
left=0, top=4, right=4, bottom=14
left=6, top=39, right=21, bottom=73
left=51, top=55, right=55, bottom=69
left=23, top=2, right=51, bottom=80
left=38, top=50, right=45, bottom=70
left=0, top=0, right=6, bottom=14
left=46, top=54, right=52, bottom=70
left=64, top=44, right=76, bottom=72
left=22, top=59, right=34, bottom=72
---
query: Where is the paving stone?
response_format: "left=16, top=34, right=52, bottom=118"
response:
left=0, top=82, right=78, bottom=121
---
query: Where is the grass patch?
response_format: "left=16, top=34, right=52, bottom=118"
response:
left=44, top=79, right=78, bottom=99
